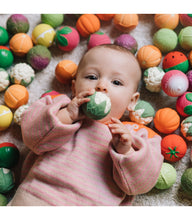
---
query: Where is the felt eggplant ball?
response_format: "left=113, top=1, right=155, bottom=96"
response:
left=176, top=92, right=192, bottom=117
left=82, top=91, right=111, bottom=120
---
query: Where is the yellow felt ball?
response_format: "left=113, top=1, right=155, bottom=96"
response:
left=0, top=105, right=13, bottom=131
left=32, top=24, right=56, bottom=47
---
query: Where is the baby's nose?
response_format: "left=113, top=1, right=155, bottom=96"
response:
left=95, top=81, right=108, bottom=92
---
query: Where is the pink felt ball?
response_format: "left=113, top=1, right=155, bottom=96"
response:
left=179, top=14, right=192, bottom=27
left=161, top=70, right=189, bottom=97
left=187, top=70, right=192, bottom=91
left=176, top=92, right=192, bottom=117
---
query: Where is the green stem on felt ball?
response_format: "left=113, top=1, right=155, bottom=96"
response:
left=166, top=146, right=179, bottom=158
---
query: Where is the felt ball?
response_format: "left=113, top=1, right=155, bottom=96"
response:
left=161, top=70, right=189, bottom=97
left=82, top=91, right=111, bottom=120
left=41, top=14, right=64, bottom=28
left=0, top=68, right=10, bottom=92
left=0, top=142, right=20, bottom=169
left=40, top=90, right=61, bottom=99
left=143, top=67, right=165, bottom=92
left=186, top=70, right=192, bottom=91
left=55, top=26, right=80, bottom=51
left=161, top=134, right=187, bottom=162
left=76, top=14, right=101, bottom=38
left=176, top=92, right=192, bottom=117
left=137, top=45, right=162, bottom=69
left=113, top=14, right=139, bottom=32
left=129, top=100, right=155, bottom=125
left=6, top=14, right=29, bottom=35
left=0, top=46, right=14, bottom=69
left=13, top=104, right=29, bottom=126
left=188, top=50, right=192, bottom=66
left=0, top=105, right=13, bottom=131
left=87, top=31, right=111, bottom=50
left=154, top=107, right=180, bottom=134
left=27, top=45, right=51, bottom=70
left=179, top=14, right=192, bottom=27
left=9, top=33, right=33, bottom=57
left=4, top=84, right=29, bottom=109
left=0, top=168, right=15, bottom=193
left=153, top=28, right=178, bottom=53
left=0, top=194, right=8, bottom=206
left=55, top=60, right=77, bottom=84
left=96, top=14, right=115, bottom=21
left=9, top=63, right=35, bottom=87
left=32, top=23, right=55, bottom=47
left=181, top=116, right=192, bottom=141
left=0, top=26, right=9, bottom=45
left=154, top=14, right=179, bottom=29
left=162, top=51, right=189, bottom=73
left=178, top=26, right=192, bottom=51
left=181, top=168, right=192, bottom=195
left=114, top=34, right=138, bottom=54
left=155, top=162, right=176, bottom=190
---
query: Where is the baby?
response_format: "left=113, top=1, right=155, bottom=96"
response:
left=9, top=44, right=163, bottom=206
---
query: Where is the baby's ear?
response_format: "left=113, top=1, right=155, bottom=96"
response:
left=127, top=92, right=140, bottom=112
left=71, top=79, right=76, bottom=97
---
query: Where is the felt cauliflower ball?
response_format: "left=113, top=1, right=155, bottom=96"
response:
left=0, top=68, right=10, bottom=92
left=181, top=116, right=192, bottom=141
left=13, top=104, right=29, bottom=125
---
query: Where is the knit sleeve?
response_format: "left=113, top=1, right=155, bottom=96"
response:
left=21, top=94, right=81, bottom=155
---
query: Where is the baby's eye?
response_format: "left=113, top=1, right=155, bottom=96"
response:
left=85, top=75, right=98, bottom=80
left=112, top=80, right=123, bottom=86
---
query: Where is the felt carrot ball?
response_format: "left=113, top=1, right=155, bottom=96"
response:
left=96, top=14, right=115, bottom=21
left=162, top=51, right=189, bottom=73
left=55, top=60, right=78, bottom=84
left=87, top=31, right=111, bottom=50
left=9, top=33, right=33, bottom=57
left=176, top=92, right=192, bottom=117
left=137, top=45, right=162, bottom=69
left=154, top=14, right=179, bottom=29
left=4, top=84, right=29, bottom=109
left=0, top=105, right=13, bottom=131
left=0, top=26, right=9, bottom=45
left=179, top=14, right=192, bottom=27
left=55, top=26, right=80, bottom=51
left=0, top=46, right=14, bottom=69
left=178, top=26, right=192, bottom=51
left=76, top=14, right=101, bottom=38
left=113, top=14, right=138, bottom=32
left=154, top=107, right=180, bottom=134
left=181, top=116, right=192, bottom=141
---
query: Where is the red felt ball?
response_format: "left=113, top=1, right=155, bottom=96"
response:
left=179, top=14, right=192, bottom=27
left=176, top=92, right=192, bottom=117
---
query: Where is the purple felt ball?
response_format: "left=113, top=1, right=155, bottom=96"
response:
left=114, top=34, right=138, bottom=54
left=187, top=70, right=192, bottom=91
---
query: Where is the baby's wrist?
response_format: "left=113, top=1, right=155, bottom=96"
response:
left=57, top=107, right=74, bottom=124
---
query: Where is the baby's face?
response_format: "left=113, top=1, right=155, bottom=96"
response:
left=73, top=47, right=141, bottom=123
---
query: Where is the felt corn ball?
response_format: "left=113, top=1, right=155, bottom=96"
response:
left=9, top=33, right=33, bottom=57
left=0, top=142, right=20, bottom=168
left=6, top=14, right=29, bottom=35
left=155, top=162, right=176, bottom=190
left=181, top=116, right=192, bottom=140
left=161, top=70, right=189, bottom=97
left=187, top=70, right=192, bottom=91
left=55, top=60, right=77, bottom=84
left=96, top=14, right=115, bottom=21
left=114, top=34, right=138, bottom=54
left=161, top=134, right=187, bottom=162
left=154, top=14, right=179, bottom=29
left=87, top=31, right=111, bottom=50
left=4, top=84, right=29, bottom=109
left=82, top=91, right=111, bottom=120
left=0, top=194, right=8, bottom=206
left=176, top=92, right=192, bottom=117
left=13, top=104, right=29, bottom=126
left=76, top=14, right=101, bottom=38
left=40, top=90, right=61, bottom=99
left=188, top=50, right=192, bottom=66
left=55, top=26, right=80, bottom=51
left=0, top=26, right=9, bottom=45
left=137, top=45, right=162, bottom=69
left=179, top=14, right=192, bottom=27
left=178, top=26, right=192, bottom=51
left=32, top=23, right=55, bottom=47
left=41, top=14, right=64, bottom=28
left=0, top=68, right=10, bottom=92
left=181, top=168, right=192, bottom=195
left=153, top=107, right=180, bottom=134
left=0, top=105, right=13, bottom=131
left=162, top=51, right=189, bottom=73
left=0, top=168, right=15, bottom=193
left=129, top=100, right=155, bottom=125
left=0, top=46, right=14, bottom=69
left=113, top=14, right=139, bottom=32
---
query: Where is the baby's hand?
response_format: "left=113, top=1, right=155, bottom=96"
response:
left=108, top=118, right=133, bottom=155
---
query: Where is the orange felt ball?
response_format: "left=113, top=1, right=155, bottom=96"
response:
left=188, top=50, right=192, bottom=66
left=76, top=14, right=101, bottom=38
left=55, top=60, right=78, bottom=84
left=154, top=14, right=179, bottom=29
left=153, top=108, right=180, bottom=134
left=113, top=14, right=139, bottom=32
left=9, top=33, right=33, bottom=57
left=96, top=14, right=115, bottom=21
left=4, top=85, right=29, bottom=109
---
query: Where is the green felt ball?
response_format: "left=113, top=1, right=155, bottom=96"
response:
left=0, top=168, right=15, bottom=193
left=181, top=168, right=192, bottom=195
left=153, top=28, right=178, bottom=53
left=41, top=14, right=64, bottom=28
left=178, top=26, right=192, bottom=51
left=0, top=26, right=9, bottom=45
left=155, top=162, right=177, bottom=190
left=0, top=194, right=8, bottom=206
left=0, top=47, right=14, bottom=69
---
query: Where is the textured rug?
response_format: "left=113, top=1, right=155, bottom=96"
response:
left=0, top=14, right=192, bottom=206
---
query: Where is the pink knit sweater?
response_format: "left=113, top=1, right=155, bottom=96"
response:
left=18, top=95, right=163, bottom=206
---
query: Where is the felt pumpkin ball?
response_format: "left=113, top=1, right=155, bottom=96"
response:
left=178, top=26, right=192, bottom=51
left=113, top=14, right=139, bottom=32
left=13, top=104, right=29, bottom=126
left=0, top=105, right=13, bottom=131
left=0, top=26, right=9, bottom=45
left=96, top=14, right=115, bottom=21
left=0, top=68, right=10, bottom=92
left=41, top=14, right=64, bottom=28
left=0, top=168, right=15, bottom=194
left=137, top=45, right=162, bottom=69
left=179, top=14, right=192, bottom=27
left=55, top=60, right=78, bottom=84
left=40, top=90, right=61, bottom=99
left=186, top=70, right=192, bottom=91
left=153, top=107, right=180, bottom=134
left=9, top=33, right=33, bottom=57
left=76, top=14, right=101, bottom=38
left=176, top=92, right=192, bottom=117
left=4, top=84, right=29, bottom=109
left=6, top=14, right=29, bottom=35
left=0, top=194, right=8, bottom=206
left=181, top=168, right=192, bottom=195
left=0, top=46, right=14, bottom=69
left=181, top=116, right=192, bottom=141
left=32, top=23, right=56, bottom=47
left=162, top=51, right=189, bottom=73
left=188, top=50, right=192, bottom=66
left=87, top=31, right=111, bottom=50
left=154, top=14, right=179, bottom=29
left=114, top=34, right=138, bottom=54
left=55, top=26, right=80, bottom=51
left=161, top=70, right=189, bottom=97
